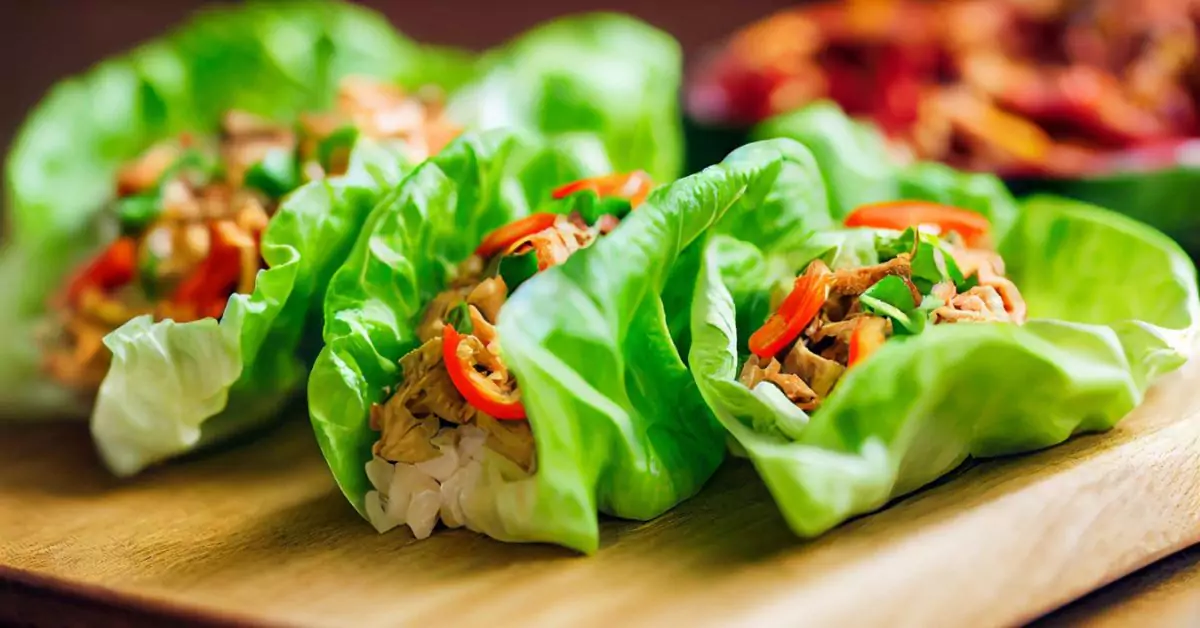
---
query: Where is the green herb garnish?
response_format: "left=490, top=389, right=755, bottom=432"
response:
left=875, top=228, right=916, bottom=262
left=859, top=275, right=925, bottom=335
left=909, top=232, right=964, bottom=293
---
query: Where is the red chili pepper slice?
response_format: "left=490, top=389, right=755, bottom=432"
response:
left=551, top=171, right=654, bottom=208
left=748, top=260, right=832, bottom=358
left=475, top=213, right=560, bottom=259
left=844, top=201, right=992, bottom=248
left=65, top=237, right=138, bottom=306
left=441, top=324, right=527, bottom=420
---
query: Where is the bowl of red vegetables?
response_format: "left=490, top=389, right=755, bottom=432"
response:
left=686, top=0, right=1200, bottom=254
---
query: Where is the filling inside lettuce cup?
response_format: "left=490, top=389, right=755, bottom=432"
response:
left=688, top=161, right=1200, bottom=537
left=0, top=2, right=686, bottom=476
left=308, top=133, right=836, bottom=552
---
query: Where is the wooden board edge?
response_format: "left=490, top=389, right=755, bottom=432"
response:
left=1032, top=543, right=1200, bottom=626
left=0, top=565, right=275, bottom=628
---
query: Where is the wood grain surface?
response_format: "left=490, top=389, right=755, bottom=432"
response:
left=1, top=356, right=1198, bottom=628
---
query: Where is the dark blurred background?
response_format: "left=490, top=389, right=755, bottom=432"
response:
left=0, top=1, right=794, bottom=153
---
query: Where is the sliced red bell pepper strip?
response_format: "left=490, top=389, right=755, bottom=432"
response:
left=475, top=213, right=560, bottom=259
left=551, top=171, right=654, bottom=208
left=442, top=324, right=527, bottom=420
left=65, top=237, right=138, bottom=306
left=848, top=317, right=887, bottom=367
left=844, top=201, right=992, bottom=248
left=749, top=260, right=832, bottom=358
left=169, top=221, right=250, bottom=320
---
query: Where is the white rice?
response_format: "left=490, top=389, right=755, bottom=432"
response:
left=364, top=424, right=494, bottom=539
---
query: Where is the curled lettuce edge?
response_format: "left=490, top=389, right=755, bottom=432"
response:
left=750, top=101, right=899, bottom=217
left=92, top=140, right=405, bottom=476
left=750, top=101, right=1021, bottom=238
left=447, top=12, right=684, bottom=184
left=307, top=135, right=834, bottom=552
left=750, top=100, right=1200, bottom=256
left=0, top=1, right=466, bottom=420
left=1007, top=168, right=1200, bottom=258
left=689, top=187, right=1199, bottom=538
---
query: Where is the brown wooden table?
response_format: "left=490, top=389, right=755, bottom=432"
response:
left=0, top=352, right=1197, bottom=627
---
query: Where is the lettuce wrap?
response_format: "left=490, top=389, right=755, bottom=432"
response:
left=688, top=138, right=1199, bottom=537
left=0, top=4, right=686, bottom=476
left=308, top=131, right=835, bottom=552
left=1, top=1, right=464, bottom=421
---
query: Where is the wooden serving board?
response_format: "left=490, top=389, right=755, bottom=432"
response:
left=1, top=358, right=1199, bottom=628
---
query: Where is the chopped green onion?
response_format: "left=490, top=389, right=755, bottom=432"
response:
left=245, top=148, right=299, bottom=199
left=561, top=189, right=633, bottom=226
left=498, top=250, right=540, bottom=292
left=910, top=232, right=964, bottom=293
left=317, top=126, right=360, bottom=174
left=875, top=227, right=916, bottom=262
left=956, top=273, right=980, bottom=292
left=445, top=302, right=474, bottom=335
left=115, top=194, right=162, bottom=234
left=918, top=295, right=944, bottom=314
left=139, top=249, right=160, bottom=300
left=157, top=148, right=218, bottom=188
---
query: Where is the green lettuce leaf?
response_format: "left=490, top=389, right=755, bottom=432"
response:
left=690, top=189, right=1199, bottom=537
left=1007, top=168, right=1200, bottom=258
left=448, top=13, right=684, bottom=184
left=751, top=102, right=1020, bottom=242
left=751, top=101, right=899, bottom=217
left=308, top=135, right=833, bottom=552
left=748, top=101, right=1200, bottom=257
left=95, top=129, right=610, bottom=475
left=0, top=1, right=473, bottom=418
left=898, top=162, right=1020, bottom=246
left=4, top=6, right=685, bottom=476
